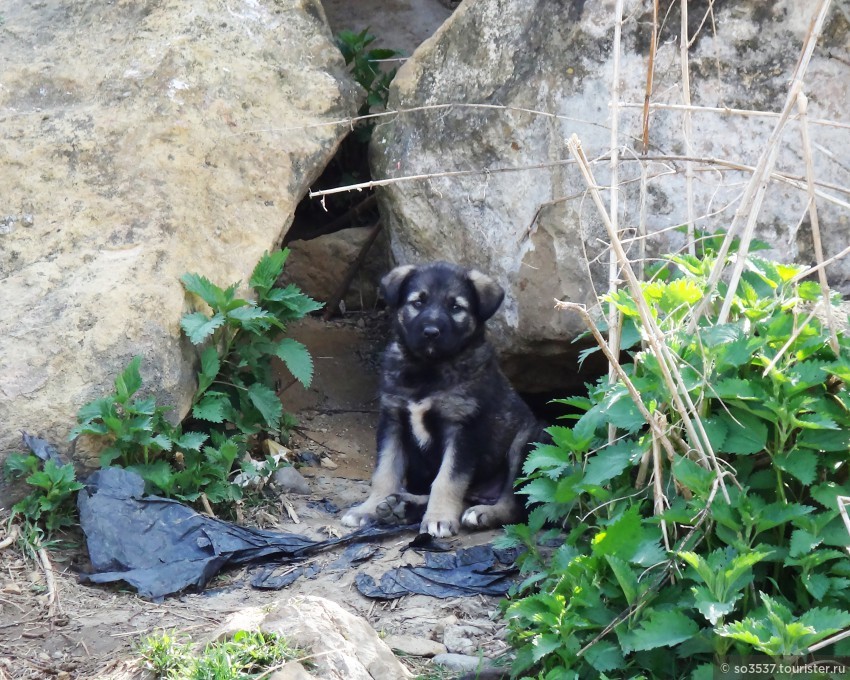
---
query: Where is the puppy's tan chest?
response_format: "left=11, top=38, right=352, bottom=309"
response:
left=405, top=397, right=433, bottom=449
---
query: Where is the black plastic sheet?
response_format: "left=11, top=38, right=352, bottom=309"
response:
left=355, top=543, right=517, bottom=599
left=77, top=468, right=409, bottom=600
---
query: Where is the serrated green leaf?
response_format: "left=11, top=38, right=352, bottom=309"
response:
left=227, top=305, right=278, bottom=333
left=247, top=383, right=282, bottom=430
left=717, top=410, right=767, bottom=455
left=672, top=456, right=714, bottom=497
left=592, top=506, right=644, bottom=560
left=197, top=346, right=221, bottom=394
left=181, top=312, right=226, bottom=345
left=774, top=448, right=818, bottom=485
left=193, top=393, right=230, bottom=423
left=582, top=439, right=641, bottom=487
left=692, top=585, right=740, bottom=625
left=713, top=378, right=761, bottom=400
left=802, top=572, right=831, bottom=601
left=799, top=607, right=850, bottom=635
left=584, top=640, right=624, bottom=672
left=523, top=443, right=572, bottom=477
left=789, top=529, right=823, bottom=557
left=756, top=502, right=815, bottom=531
left=605, top=554, right=639, bottom=605
left=128, top=460, right=175, bottom=495
left=625, top=609, right=698, bottom=651
left=180, top=272, right=224, bottom=308
left=275, top=338, right=314, bottom=387
left=114, top=356, right=143, bottom=402
left=175, top=432, right=209, bottom=452
left=249, top=249, right=289, bottom=294
left=797, top=428, right=850, bottom=452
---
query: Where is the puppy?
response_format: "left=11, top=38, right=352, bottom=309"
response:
left=341, top=262, right=544, bottom=537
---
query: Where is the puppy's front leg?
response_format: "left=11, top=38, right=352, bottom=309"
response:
left=341, top=413, right=404, bottom=528
left=421, top=433, right=471, bottom=538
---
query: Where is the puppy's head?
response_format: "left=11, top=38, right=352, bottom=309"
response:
left=381, top=261, right=505, bottom=361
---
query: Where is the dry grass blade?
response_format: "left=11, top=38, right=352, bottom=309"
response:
left=642, top=0, right=659, bottom=152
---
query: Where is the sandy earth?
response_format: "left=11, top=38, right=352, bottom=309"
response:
left=0, top=314, right=512, bottom=680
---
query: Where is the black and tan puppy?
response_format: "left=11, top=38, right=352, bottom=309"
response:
left=341, top=262, right=544, bottom=537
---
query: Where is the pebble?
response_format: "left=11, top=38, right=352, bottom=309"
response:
left=431, top=653, right=495, bottom=673
left=443, top=623, right=487, bottom=655
left=268, top=662, right=313, bottom=680
left=272, top=466, right=311, bottom=495
left=384, top=634, right=447, bottom=658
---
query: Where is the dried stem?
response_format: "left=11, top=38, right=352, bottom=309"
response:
left=680, top=0, right=696, bottom=255
left=651, top=429, right=671, bottom=551
left=608, top=0, right=626, bottom=445
left=698, top=0, right=834, bottom=328
left=796, top=90, right=840, bottom=354
left=568, top=134, right=729, bottom=501
left=0, top=525, right=18, bottom=550
left=642, top=0, right=659, bottom=152
left=555, top=300, right=679, bottom=462
left=38, top=546, right=60, bottom=618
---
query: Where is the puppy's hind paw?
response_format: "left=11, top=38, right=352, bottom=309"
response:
left=461, top=504, right=501, bottom=530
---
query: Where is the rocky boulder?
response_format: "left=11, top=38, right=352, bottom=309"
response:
left=0, top=0, right=360, bottom=463
left=370, top=0, right=850, bottom=391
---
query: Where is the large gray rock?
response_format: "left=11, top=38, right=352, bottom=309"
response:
left=261, top=596, right=412, bottom=679
left=0, top=0, right=359, bottom=462
left=371, top=0, right=850, bottom=391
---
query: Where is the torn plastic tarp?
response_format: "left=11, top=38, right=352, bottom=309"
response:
left=355, top=543, right=518, bottom=599
left=77, top=467, right=409, bottom=600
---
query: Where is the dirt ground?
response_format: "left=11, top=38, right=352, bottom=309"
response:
left=0, top=314, right=512, bottom=679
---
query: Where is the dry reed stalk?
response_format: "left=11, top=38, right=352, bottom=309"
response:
left=618, top=101, right=850, bottom=132
left=651, top=429, right=671, bottom=550
left=0, top=525, right=18, bottom=550
left=554, top=300, right=679, bottom=462
left=607, top=0, right=626, bottom=445
left=791, top=242, right=850, bottom=284
left=699, top=0, right=834, bottom=328
left=38, top=546, right=60, bottom=618
left=642, top=0, right=659, bottom=152
left=680, top=0, right=696, bottom=256
left=568, top=134, right=730, bottom=501
left=796, top=90, right=840, bottom=354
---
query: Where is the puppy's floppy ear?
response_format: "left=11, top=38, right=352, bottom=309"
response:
left=468, top=269, right=505, bottom=320
left=380, top=264, right=416, bottom=308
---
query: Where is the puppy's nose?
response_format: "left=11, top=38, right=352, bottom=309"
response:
left=423, top=325, right=440, bottom=339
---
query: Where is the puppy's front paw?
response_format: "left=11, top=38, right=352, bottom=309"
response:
left=420, top=514, right=460, bottom=538
left=461, top=505, right=493, bottom=529
left=341, top=504, right=377, bottom=528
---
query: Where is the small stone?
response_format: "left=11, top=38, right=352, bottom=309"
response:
left=384, top=634, right=447, bottom=658
left=431, top=653, right=494, bottom=673
left=443, top=623, right=486, bottom=655
left=319, top=456, right=338, bottom=470
left=268, top=661, right=313, bottom=680
left=272, top=466, right=311, bottom=495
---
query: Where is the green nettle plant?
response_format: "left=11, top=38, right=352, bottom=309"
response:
left=335, top=28, right=401, bottom=140
left=4, top=454, right=83, bottom=534
left=71, top=249, right=321, bottom=505
left=499, top=237, right=850, bottom=679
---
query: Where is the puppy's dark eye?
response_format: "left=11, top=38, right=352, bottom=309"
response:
left=410, top=299, right=424, bottom=309
left=451, top=303, right=463, bottom=312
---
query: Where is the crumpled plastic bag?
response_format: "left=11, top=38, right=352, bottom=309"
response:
left=77, top=467, right=407, bottom=600
left=354, top=543, right=517, bottom=599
